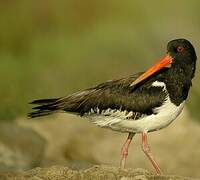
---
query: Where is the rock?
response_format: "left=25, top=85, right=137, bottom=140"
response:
left=0, top=165, right=197, bottom=180
left=0, top=122, right=46, bottom=172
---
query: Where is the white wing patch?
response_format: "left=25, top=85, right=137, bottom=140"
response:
left=85, top=108, right=142, bottom=130
left=152, top=81, right=166, bottom=88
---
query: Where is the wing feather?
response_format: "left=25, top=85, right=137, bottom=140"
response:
left=29, top=72, right=167, bottom=118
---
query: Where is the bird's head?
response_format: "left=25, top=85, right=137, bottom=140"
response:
left=167, top=38, right=197, bottom=66
left=131, top=38, right=197, bottom=86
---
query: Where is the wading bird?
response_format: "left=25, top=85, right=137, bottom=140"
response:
left=29, top=39, right=197, bottom=174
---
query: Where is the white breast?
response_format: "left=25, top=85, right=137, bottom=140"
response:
left=86, top=81, right=185, bottom=133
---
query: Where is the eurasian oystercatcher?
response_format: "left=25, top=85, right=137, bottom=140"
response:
left=29, top=39, right=197, bottom=174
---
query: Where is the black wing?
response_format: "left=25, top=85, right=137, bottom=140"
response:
left=28, top=72, right=167, bottom=118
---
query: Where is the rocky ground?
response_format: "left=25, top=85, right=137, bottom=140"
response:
left=0, top=165, right=198, bottom=180
left=0, top=109, right=200, bottom=179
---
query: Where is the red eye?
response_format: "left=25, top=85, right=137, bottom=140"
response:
left=177, top=46, right=184, bottom=53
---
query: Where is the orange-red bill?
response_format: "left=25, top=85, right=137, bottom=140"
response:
left=130, top=54, right=173, bottom=87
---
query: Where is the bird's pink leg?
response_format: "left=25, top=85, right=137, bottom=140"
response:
left=141, top=131, right=162, bottom=174
left=120, top=133, right=135, bottom=168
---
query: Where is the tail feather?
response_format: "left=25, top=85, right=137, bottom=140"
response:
left=28, top=97, right=63, bottom=118
left=28, top=110, right=55, bottom=118
left=30, top=98, right=60, bottom=105
left=28, top=90, right=93, bottom=119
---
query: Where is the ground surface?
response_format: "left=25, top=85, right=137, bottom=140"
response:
left=0, top=165, right=198, bottom=180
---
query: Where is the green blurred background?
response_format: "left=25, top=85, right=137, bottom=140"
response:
left=0, top=0, right=200, bottom=121
left=1, top=1, right=200, bottom=178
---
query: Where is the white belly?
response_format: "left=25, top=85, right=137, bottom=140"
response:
left=87, top=98, right=185, bottom=133
left=112, top=99, right=185, bottom=133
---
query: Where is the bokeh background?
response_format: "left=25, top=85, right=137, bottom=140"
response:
left=0, top=0, right=200, bottom=178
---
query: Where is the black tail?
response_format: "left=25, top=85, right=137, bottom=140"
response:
left=28, top=90, right=93, bottom=118
left=28, top=97, right=62, bottom=118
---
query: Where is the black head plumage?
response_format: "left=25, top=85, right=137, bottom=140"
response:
left=167, top=39, right=197, bottom=79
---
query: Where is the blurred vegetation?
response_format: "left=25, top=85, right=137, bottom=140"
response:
left=0, top=0, right=200, bottom=120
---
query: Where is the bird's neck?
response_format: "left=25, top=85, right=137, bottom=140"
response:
left=159, top=65, right=194, bottom=105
